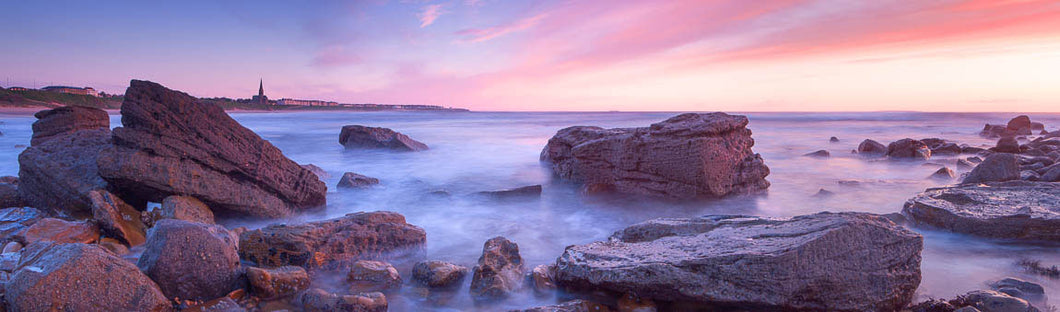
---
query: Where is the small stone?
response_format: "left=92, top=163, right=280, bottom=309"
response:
left=512, top=299, right=612, bottom=312
left=88, top=189, right=146, bottom=246
left=17, top=218, right=100, bottom=245
left=829, top=136, right=840, bottom=143
left=857, top=139, right=887, bottom=155
left=470, top=236, right=524, bottom=301
left=246, top=266, right=310, bottom=299
left=337, top=172, right=380, bottom=189
left=412, top=260, right=469, bottom=288
left=160, top=195, right=215, bottom=224
left=803, top=150, right=830, bottom=158
left=347, top=260, right=402, bottom=292
left=929, top=167, right=956, bottom=180
left=298, top=288, right=387, bottom=312
left=812, top=188, right=835, bottom=198
left=530, top=264, right=556, bottom=294
left=477, top=185, right=542, bottom=199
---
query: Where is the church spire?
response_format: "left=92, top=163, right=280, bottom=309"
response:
left=258, top=79, right=264, bottom=97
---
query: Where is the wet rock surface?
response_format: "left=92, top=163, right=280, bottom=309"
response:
left=553, top=212, right=923, bottom=311
left=512, top=299, right=613, bottom=312
left=89, top=189, right=146, bottom=246
left=886, top=138, right=932, bottom=160
left=471, top=236, right=525, bottom=301
left=298, top=288, right=387, bottom=312
left=412, top=260, right=469, bottom=288
left=16, top=218, right=99, bottom=245
left=246, top=266, right=310, bottom=299
left=337, top=172, right=380, bottom=189
left=903, top=181, right=1060, bottom=241
left=29, top=105, right=110, bottom=147
left=0, top=207, right=43, bottom=245
left=160, top=195, right=215, bottom=225
left=477, top=185, right=543, bottom=199
left=339, top=125, right=429, bottom=151
left=137, top=219, right=242, bottom=301
left=858, top=139, right=887, bottom=155
left=18, top=128, right=111, bottom=218
left=963, top=153, right=1020, bottom=184
left=97, top=80, right=327, bottom=219
left=540, top=112, right=770, bottom=199
left=238, top=211, right=426, bottom=268
left=346, top=260, right=402, bottom=292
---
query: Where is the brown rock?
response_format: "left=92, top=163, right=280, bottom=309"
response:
left=470, top=236, right=525, bottom=301
left=962, top=153, right=1020, bottom=184
left=301, top=164, right=330, bottom=180
left=238, top=211, right=426, bottom=269
left=1007, top=115, right=1033, bottom=133
left=858, top=139, right=887, bottom=155
left=298, top=288, right=387, bottom=312
left=930, top=167, right=956, bottom=180
left=0, top=207, right=44, bottom=244
left=18, top=128, right=111, bottom=218
left=339, top=125, right=428, bottom=151
left=531, top=264, right=557, bottom=294
left=617, top=293, right=657, bottom=312
left=89, top=189, right=146, bottom=246
left=347, top=260, right=402, bottom=292
left=246, top=266, right=310, bottom=299
left=540, top=113, right=769, bottom=199
left=995, top=137, right=1021, bottom=153
left=161, top=195, right=215, bottom=224
left=886, top=138, right=932, bottom=160
left=337, top=172, right=380, bottom=189
left=16, top=218, right=99, bottom=245
left=137, top=219, right=242, bottom=301
left=29, top=105, right=109, bottom=146
left=97, top=80, right=327, bottom=219
left=98, top=237, right=129, bottom=256
left=411, top=260, right=469, bottom=289
left=803, top=150, right=830, bottom=158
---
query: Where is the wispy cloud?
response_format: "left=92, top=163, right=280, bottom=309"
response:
left=312, top=45, right=362, bottom=67
left=455, top=13, right=547, bottom=43
left=418, top=4, right=445, bottom=28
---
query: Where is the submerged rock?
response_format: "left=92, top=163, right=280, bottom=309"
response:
left=988, top=277, right=1046, bottom=307
left=477, top=185, right=543, bottom=199
left=803, top=150, right=830, bottom=158
left=18, top=128, right=111, bottom=218
left=962, top=153, right=1020, bottom=184
left=553, top=212, right=923, bottom=311
left=540, top=113, right=770, bottom=199
left=29, top=105, right=110, bottom=147
left=97, top=80, right=327, bottom=219
left=886, top=138, right=932, bottom=160
left=858, top=139, right=887, bottom=155
left=246, top=266, right=310, bottom=299
left=471, top=236, right=525, bottom=301
left=298, top=288, right=387, bottom=312
left=412, top=260, right=468, bottom=289
left=137, top=219, right=242, bottom=301
left=239, top=211, right=426, bottom=268
left=5, top=243, right=171, bottom=311
left=930, top=167, right=957, bottom=180
left=903, top=181, right=1060, bottom=241
left=339, top=125, right=429, bottom=151
left=337, top=172, right=380, bottom=189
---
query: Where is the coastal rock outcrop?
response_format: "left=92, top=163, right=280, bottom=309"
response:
left=97, top=80, right=327, bottom=219
left=18, top=109, right=111, bottom=218
left=239, top=211, right=426, bottom=268
left=339, top=125, right=429, bottom=151
left=902, top=181, right=1060, bottom=241
left=4, top=243, right=171, bottom=311
left=137, top=219, right=242, bottom=301
left=962, top=153, right=1020, bottom=184
left=470, top=236, right=525, bottom=301
left=29, top=105, right=110, bottom=146
left=553, top=212, right=923, bottom=311
left=540, top=113, right=770, bottom=199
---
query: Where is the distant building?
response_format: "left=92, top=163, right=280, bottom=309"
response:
left=6, top=87, right=28, bottom=91
left=42, top=86, right=98, bottom=97
left=276, top=98, right=339, bottom=107
left=251, top=79, right=268, bottom=105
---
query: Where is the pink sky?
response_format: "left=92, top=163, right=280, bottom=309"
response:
left=3, top=0, right=1060, bottom=111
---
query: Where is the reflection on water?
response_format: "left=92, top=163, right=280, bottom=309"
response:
left=0, top=111, right=1058, bottom=310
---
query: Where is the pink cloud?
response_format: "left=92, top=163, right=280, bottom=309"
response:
left=418, top=4, right=444, bottom=28
left=311, top=45, right=362, bottom=67
left=455, top=13, right=548, bottom=43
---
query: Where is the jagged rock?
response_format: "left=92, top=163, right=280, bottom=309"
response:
left=337, top=172, right=380, bottom=189
left=412, top=260, right=468, bottom=288
left=471, top=236, right=525, bottom=301
left=347, top=260, right=402, bottom=292
left=0, top=207, right=43, bottom=245
left=858, top=139, right=887, bottom=155
left=16, top=218, right=99, bottom=245
left=4, top=243, right=170, bottom=311
left=477, top=185, right=542, bottom=199
left=511, top=299, right=613, bottom=312
left=540, top=113, right=769, bottom=199
left=97, top=80, right=327, bottom=219
left=301, top=163, right=330, bottom=180
left=298, top=288, right=387, bottom=312
left=18, top=128, right=111, bottom=218
left=160, top=195, right=215, bottom=225
left=29, top=105, right=109, bottom=147
left=886, top=138, right=932, bottom=160
left=239, top=211, right=426, bottom=268
left=903, top=181, right=1060, bottom=241
left=554, top=212, right=922, bottom=311
left=962, top=153, right=1020, bottom=184
left=246, top=266, right=310, bottom=299
left=531, top=264, right=557, bottom=294
left=930, top=167, right=956, bottom=180
left=137, top=219, right=242, bottom=301
left=957, top=159, right=976, bottom=170
left=339, top=125, right=429, bottom=151
left=88, top=189, right=146, bottom=246
left=803, top=150, right=830, bottom=158
left=812, top=188, right=835, bottom=198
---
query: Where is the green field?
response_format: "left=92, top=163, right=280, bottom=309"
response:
left=0, top=88, right=122, bottom=109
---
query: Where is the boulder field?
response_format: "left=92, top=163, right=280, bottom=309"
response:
left=540, top=112, right=770, bottom=199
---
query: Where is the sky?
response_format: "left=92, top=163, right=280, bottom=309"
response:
left=2, top=0, right=1060, bottom=112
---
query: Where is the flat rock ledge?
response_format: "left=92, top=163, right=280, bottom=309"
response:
left=553, top=212, right=923, bottom=312
left=903, top=181, right=1060, bottom=241
left=540, top=112, right=770, bottom=199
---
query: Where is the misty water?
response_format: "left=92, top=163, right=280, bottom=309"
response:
left=0, top=111, right=1058, bottom=311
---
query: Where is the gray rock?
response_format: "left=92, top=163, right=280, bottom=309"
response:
left=903, top=181, right=1060, bottom=241
left=887, top=138, right=932, bottom=160
left=339, top=125, right=428, bottom=151
left=471, top=236, right=525, bottom=301
left=412, top=260, right=469, bottom=288
left=298, top=288, right=387, bottom=312
left=337, top=172, right=380, bottom=189
left=858, top=139, right=887, bottom=155
left=554, top=212, right=922, bottom=311
left=137, top=219, right=242, bottom=301
left=963, top=153, right=1020, bottom=184
left=803, top=150, right=830, bottom=158
left=18, top=129, right=111, bottom=218
left=931, top=167, right=956, bottom=180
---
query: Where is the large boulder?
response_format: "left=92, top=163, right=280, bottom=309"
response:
left=137, top=219, right=242, bottom=301
left=886, top=138, right=932, bottom=160
left=29, top=105, right=110, bottom=146
left=858, top=139, right=888, bottom=155
left=962, top=153, right=1020, bottom=184
left=470, top=236, right=525, bottom=301
left=553, top=212, right=923, bottom=311
left=18, top=128, right=111, bottom=218
left=97, top=80, right=327, bottom=219
left=339, top=125, right=429, bottom=151
left=239, top=211, right=426, bottom=269
left=540, top=113, right=770, bottom=199
left=4, top=243, right=171, bottom=311
left=903, top=181, right=1060, bottom=241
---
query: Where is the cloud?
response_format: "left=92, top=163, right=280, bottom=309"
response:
left=311, top=45, right=362, bottom=67
left=418, top=4, right=445, bottom=28
left=455, top=13, right=547, bottom=43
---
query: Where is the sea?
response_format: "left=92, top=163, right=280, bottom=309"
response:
left=0, top=111, right=1057, bottom=311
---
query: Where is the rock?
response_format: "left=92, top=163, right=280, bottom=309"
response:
left=554, top=212, right=922, bottom=311
left=246, top=266, right=310, bottom=299
left=961, top=290, right=1036, bottom=312
left=1, top=241, right=20, bottom=254
left=933, top=143, right=963, bottom=155
left=1031, top=122, right=1045, bottom=131
left=137, top=219, right=242, bottom=301
left=1008, top=116, right=1033, bottom=133
left=812, top=188, right=835, bottom=198
left=930, top=167, right=956, bottom=180
left=297, top=288, right=387, bottom=312
left=1021, top=170, right=1040, bottom=181
left=97, top=80, right=326, bottom=219
left=0, top=207, right=43, bottom=244
left=858, top=139, right=887, bottom=155
left=903, top=181, right=1060, bottom=241
left=1041, top=165, right=1060, bottom=182
left=540, top=113, right=770, bottom=199
left=956, top=306, right=983, bottom=312
left=98, top=237, right=129, bottom=256
left=829, top=136, right=840, bottom=143
left=301, top=163, right=330, bottom=180
left=182, top=297, right=244, bottom=312
left=995, top=137, right=1021, bottom=153
left=88, top=189, right=146, bottom=246
left=988, top=277, right=1046, bottom=307
left=886, top=138, right=932, bottom=160
left=512, top=299, right=612, bottom=312
left=160, top=195, right=215, bottom=225
left=29, top=105, right=109, bottom=147
left=618, top=293, right=657, bottom=312
left=4, top=243, right=170, bottom=311
left=964, top=146, right=988, bottom=155
left=337, top=172, right=380, bottom=189
left=957, top=159, right=976, bottom=170
left=347, top=260, right=402, bottom=292
left=18, top=128, right=111, bottom=218
left=962, top=153, right=1020, bottom=184
left=16, top=218, right=99, bottom=245
left=803, top=150, right=830, bottom=158
left=239, top=211, right=426, bottom=268
left=339, top=125, right=429, bottom=151
left=471, top=236, right=525, bottom=301
left=530, top=264, right=557, bottom=294
left=0, top=183, right=22, bottom=209
left=411, top=260, right=468, bottom=288
left=477, top=185, right=543, bottom=199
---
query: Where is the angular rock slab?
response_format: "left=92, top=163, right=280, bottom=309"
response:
left=18, top=129, right=111, bottom=218
left=554, top=212, right=923, bottom=312
left=540, top=112, right=769, bottom=199
left=903, top=181, right=1060, bottom=241
left=30, top=105, right=110, bottom=146
left=97, top=80, right=326, bottom=218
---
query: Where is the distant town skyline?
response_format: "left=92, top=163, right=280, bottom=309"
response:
left=3, top=1, right=1060, bottom=112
